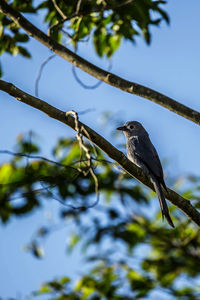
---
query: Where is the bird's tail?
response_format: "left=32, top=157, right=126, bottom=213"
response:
left=152, top=178, right=174, bottom=228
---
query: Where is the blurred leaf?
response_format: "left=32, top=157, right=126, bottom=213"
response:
left=67, top=233, right=81, bottom=252
left=18, top=46, right=31, bottom=58
left=39, top=284, right=52, bottom=294
left=2, top=122, right=200, bottom=300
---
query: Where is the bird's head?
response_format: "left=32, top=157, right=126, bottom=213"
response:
left=117, top=121, right=146, bottom=138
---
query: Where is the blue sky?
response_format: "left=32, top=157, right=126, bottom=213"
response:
left=0, top=0, right=200, bottom=298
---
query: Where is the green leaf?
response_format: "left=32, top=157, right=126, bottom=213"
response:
left=67, top=233, right=81, bottom=252
left=107, top=34, right=121, bottom=57
left=39, top=284, right=52, bottom=294
left=18, top=46, right=31, bottom=58
left=14, top=33, right=29, bottom=42
left=60, top=276, right=70, bottom=285
left=93, top=27, right=107, bottom=57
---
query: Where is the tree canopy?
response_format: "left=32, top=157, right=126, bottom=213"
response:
left=0, top=1, right=200, bottom=299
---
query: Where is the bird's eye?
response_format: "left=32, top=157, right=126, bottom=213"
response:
left=129, top=125, right=134, bottom=129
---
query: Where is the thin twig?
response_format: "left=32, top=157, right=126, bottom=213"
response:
left=76, top=0, right=82, bottom=14
left=78, top=108, right=95, bottom=115
left=48, top=0, right=134, bottom=37
left=40, top=180, right=99, bottom=210
left=72, top=58, right=112, bottom=89
left=115, top=0, right=134, bottom=9
left=5, top=183, right=57, bottom=201
left=0, top=150, right=77, bottom=170
left=48, top=12, right=78, bottom=37
left=52, top=0, right=66, bottom=19
left=3, top=172, right=82, bottom=203
left=72, top=66, right=102, bottom=89
left=35, top=39, right=73, bottom=96
left=66, top=110, right=99, bottom=206
left=81, top=127, right=98, bottom=158
left=35, top=54, right=56, bottom=96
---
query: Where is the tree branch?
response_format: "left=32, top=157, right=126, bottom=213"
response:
left=0, top=0, right=200, bottom=125
left=0, top=78, right=199, bottom=226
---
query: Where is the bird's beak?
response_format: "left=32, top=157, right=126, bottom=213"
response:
left=116, top=126, right=127, bottom=131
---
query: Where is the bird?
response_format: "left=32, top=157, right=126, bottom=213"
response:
left=117, top=121, right=174, bottom=228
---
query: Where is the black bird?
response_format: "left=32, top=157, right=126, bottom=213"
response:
left=117, top=121, right=174, bottom=228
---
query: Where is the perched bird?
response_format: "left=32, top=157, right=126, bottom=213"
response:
left=117, top=121, right=174, bottom=228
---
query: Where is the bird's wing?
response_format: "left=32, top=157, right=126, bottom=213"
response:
left=129, top=134, right=164, bottom=180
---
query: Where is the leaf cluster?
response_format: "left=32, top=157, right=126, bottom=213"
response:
left=0, top=133, right=147, bottom=223
left=1, top=134, right=200, bottom=299
left=0, top=0, right=169, bottom=75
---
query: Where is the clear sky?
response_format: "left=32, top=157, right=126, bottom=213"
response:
left=0, top=0, right=200, bottom=299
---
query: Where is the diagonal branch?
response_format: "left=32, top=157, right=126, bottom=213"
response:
left=0, top=78, right=200, bottom=226
left=0, top=0, right=200, bottom=125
